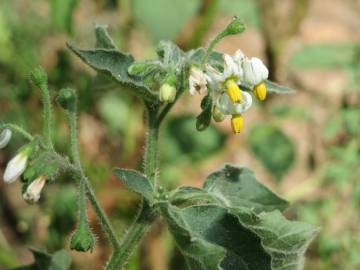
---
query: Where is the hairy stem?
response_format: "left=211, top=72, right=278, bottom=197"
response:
left=0, top=123, right=33, bottom=141
left=67, top=106, right=120, bottom=249
left=38, top=81, right=54, bottom=150
left=105, top=104, right=160, bottom=269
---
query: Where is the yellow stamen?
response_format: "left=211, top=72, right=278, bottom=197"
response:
left=231, top=114, right=244, bottom=134
left=253, top=81, right=267, bottom=101
left=226, top=80, right=242, bottom=103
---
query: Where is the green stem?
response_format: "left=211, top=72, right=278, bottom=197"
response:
left=105, top=104, right=160, bottom=269
left=0, top=123, right=33, bottom=141
left=67, top=107, right=120, bottom=249
left=38, top=81, right=54, bottom=150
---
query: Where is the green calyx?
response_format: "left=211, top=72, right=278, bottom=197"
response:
left=159, top=71, right=177, bottom=103
left=57, top=87, right=77, bottom=112
left=70, top=224, right=95, bottom=252
left=30, top=66, right=48, bottom=87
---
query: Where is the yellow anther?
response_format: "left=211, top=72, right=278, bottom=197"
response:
left=253, top=81, right=267, bottom=101
left=226, top=80, right=242, bottom=103
left=231, top=114, right=244, bottom=134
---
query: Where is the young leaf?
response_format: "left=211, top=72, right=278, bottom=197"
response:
left=203, top=164, right=289, bottom=213
left=156, top=40, right=184, bottom=68
left=94, top=24, right=117, bottom=49
left=196, top=94, right=213, bottom=131
left=113, top=168, right=154, bottom=203
left=67, top=44, right=157, bottom=102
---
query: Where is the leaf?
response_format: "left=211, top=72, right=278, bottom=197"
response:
left=49, top=250, right=72, bottom=270
left=163, top=203, right=318, bottom=270
left=265, top=80, right=295, bottom=94
left=162, top=204, right=272, bottom=270
left=203, top=164, right=289, bottom=213
left=169, top=186, right=218, bottom=206
left=248, top=125, right=296, bottom=181
left=187, top=48, right=224, bottom=70
left=233, top=209, right=319, bottom=270
left=11, top=249, right=71, bottom=270
left=67, top=43, right=157, bottom=102
left=113, top=168, right=154, bottom=203
left=156, top=40, right=184, bottom=68
left=94, top=24, right=117, bottom=49
left=196, top=94, right=213, bottom=131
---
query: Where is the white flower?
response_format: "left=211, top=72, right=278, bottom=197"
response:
left=0, top=129, right=12, bottom=149
left=189, top=67, right=209, bottom=95
left=216, top=91, right=252, bottom=115
left=242, top=57, right=269, bottom=86
left=23, top=175, right=47, bottom=204
left=3, top=151, right=29, bottom=183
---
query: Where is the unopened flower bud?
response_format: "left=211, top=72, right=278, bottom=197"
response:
left=23, top=175, right=47, bottom=204
left=57, top=87, right=76, bottom=111
left=223, top=17, right=246, bottom=36
left=3, top=144, right=33, bottom=183
left=70, top=224, right=95, bottom=252
left=159, top=84, right=176, bottom=103
left=0, top=129, right=12, bottom=149
left=212, top=106, right=226, bottom=122
left=30, top=66, right=48, bottom=87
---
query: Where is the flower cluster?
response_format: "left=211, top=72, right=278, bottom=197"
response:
left=1, top=129, right=46, bottom=204
left=189, top=50, right=269, bottom=134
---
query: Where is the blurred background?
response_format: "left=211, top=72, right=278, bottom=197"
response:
left=0, top=0, right=360, bottom=269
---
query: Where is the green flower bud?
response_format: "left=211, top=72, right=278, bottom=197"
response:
left=212, top=106, right=225, bottom=122
left=159, top=83, right=176, bottom=103
left=30, top=66, right=48, bottom=87
left=223, top=17, right=245, bottom=36
left=128, top=62, right=150, bottom=76
left=70, top=224, right=95, bottom=252
left=57, top=87, right=76, bottom=111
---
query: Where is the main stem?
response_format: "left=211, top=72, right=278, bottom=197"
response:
left=106, top=104, right=159, bottom=270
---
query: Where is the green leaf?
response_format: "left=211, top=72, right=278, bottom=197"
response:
left=196, top=94, right=213, bottom=131
left=169, top=186, right=218, bottom=206
left=248, top=125, right=296, bottom=181
left=94, top=24, right=117, bottom=49
left=162, top=204, right=272, bottom=270
left=187, top=48, right=224, bottom=70
left=234, top=209, right=319, bottom=270
left=163, top=203, right=318, bottom=270
left=67, top=43, right=157, bottom=102
left=113, top=168, right=154, bottom=203
left=156, top=40, right=184, bottom=68
left=203, top=164, right=289, bottom=213
left=265, top=80, right=295, bottom=94
left=49, top=250, right=72, bottom=270
left=11, top=249, right=71, bottom=270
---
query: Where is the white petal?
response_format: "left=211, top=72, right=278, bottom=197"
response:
left=3, top=153, right=28, bottom=183
left=0, top=129, right=12, bottom=149
left=216, top=94, right=233, bottom=115
left=234, top=91, right=253, bottom=113
left=23, top=175, right=47, bottom=204
left=189, top=67, right=208, bottom=95
left=233, top=49, right=245, bottom=63
left=223, top=54, right=239, bottom=78
left=251, top=57, right=268, bottom=81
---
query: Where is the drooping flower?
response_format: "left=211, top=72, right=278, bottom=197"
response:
left=159, top=83, right=176, bottom=103
left=189, top=67, right=209, bottom=95
left=206, top=50, right=245, bottom=103
left=215, top=91, right=252, bottom=134
left=0, top=129, right=12, bottom=149
left=23, top=175, right=47, bottom=204
left=3, top=146, right=31, bottom=183
left=242, top=57, right=269, bottom=101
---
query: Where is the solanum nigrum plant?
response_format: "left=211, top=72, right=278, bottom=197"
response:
left=1, top=17, right=318, bottom=270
